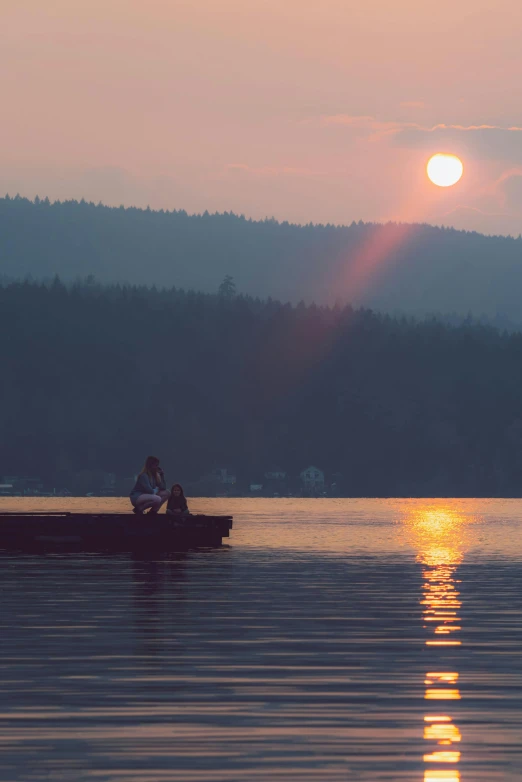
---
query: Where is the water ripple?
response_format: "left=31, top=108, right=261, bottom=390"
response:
left=0, top=498, right=522, bottom=780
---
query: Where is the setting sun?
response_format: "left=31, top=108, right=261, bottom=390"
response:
left=427, top=154, right=464, bottom=187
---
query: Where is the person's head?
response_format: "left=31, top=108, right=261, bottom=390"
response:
left=141, top=455, right=160, bottom=476
left=171, top=483, right=184, bottom=497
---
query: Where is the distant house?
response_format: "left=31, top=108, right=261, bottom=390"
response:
left=213, top=468, right=237, bottom=485
left=264, top=469, right=287, bottom=494
left=264, top=469, right=286, bottom=481
left=2, top=476, right=44, bottom=494
left=300, top=466, right=325, bottom=491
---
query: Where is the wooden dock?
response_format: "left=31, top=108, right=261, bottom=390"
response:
left=0, top=512, right=233, bottom=552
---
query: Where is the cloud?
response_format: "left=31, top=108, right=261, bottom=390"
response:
left=434, top=204, right=520, bottom=236
left=497, top=171, right=522, bottom=209
left=317, top=114, right=522, bottom=135
left=314, top=114, right=522, bottom=161
left=440, top=204, right=506, bottom=219
left=391, top=124, right=522, bottom=162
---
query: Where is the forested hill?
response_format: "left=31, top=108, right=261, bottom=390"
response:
left=2, top=195, right=522, bottom=322
left=3, top=278, right=522, bottom=497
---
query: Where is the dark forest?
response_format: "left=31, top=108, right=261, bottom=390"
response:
left=2, top=278, right=522, bottom=497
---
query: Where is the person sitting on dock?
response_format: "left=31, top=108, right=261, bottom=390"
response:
left=166, top=483, right=190, bottom=517
left=130, top=456, right=170, bottom=515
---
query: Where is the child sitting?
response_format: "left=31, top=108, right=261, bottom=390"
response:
left=166, top=483, right=190, bottom=517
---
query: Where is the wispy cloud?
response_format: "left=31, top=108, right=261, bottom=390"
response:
left=316, top=114, right=522, bottom=134
left=440, top=204, right=506, bottom=219
left=433, top=203, right=521, bottom=237
left=392, top=124, right=522, bottom=163
left=313, top=115, right=522, bottom=160
left=493, top=168, right=522, bottom=209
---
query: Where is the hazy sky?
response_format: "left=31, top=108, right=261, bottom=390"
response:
left=2, top=0, right=522, bottom=234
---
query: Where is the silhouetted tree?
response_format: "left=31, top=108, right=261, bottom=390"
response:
left=218, top=275, right=236, bottom=299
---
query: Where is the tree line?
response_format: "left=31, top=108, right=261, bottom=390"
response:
left=2, top=277, right=522, bottom=496
left=2, top=195, right=522, bottom=324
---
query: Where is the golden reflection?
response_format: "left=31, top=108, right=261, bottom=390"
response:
left=425, top=673, right=458, bottom=684
left=424, top=751, right=461, bottom=763
left=425, top=689, right=461, bottom=700
left=403, top=503, right=470, bottom=567
left=403, top=503, right=469, bottom=782
left=424, top=723, right=461, bottom=742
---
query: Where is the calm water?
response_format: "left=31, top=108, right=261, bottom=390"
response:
left=1, top=497, right=522, bottom=781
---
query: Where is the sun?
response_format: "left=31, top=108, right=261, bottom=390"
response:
left=427, top=154, right=463, bottom=187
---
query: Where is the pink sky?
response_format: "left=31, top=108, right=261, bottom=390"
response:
left=2, top=0, right=522, bottom=234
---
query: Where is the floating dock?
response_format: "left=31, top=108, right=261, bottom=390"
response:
left=0, top=512, right=233, bottom=551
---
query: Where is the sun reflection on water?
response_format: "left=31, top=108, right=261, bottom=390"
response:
left=403, top=503, right=470, bottom=782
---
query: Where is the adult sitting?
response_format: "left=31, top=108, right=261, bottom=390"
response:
left=130, top=456, right=170, bottom=514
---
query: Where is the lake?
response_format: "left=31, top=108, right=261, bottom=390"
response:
left=1, top=497, right=522, bottom=781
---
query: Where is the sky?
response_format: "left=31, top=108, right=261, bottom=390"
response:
left=2, top=0, right=522, bottom=235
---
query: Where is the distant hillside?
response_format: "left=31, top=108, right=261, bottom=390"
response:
left=2, top=195, right=522, bottom=321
